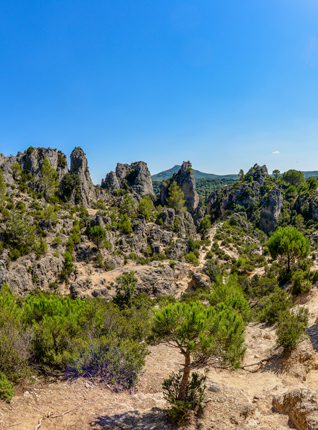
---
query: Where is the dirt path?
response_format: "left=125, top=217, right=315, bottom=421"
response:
left=198, top=224, right=218, bottom=268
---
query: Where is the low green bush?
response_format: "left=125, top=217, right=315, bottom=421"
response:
left=276, top=308, right=309, bottom=351
left=162, top=372, right=207, bottom=423
left=185, top=252, right=199, bottom=266
left=291, top=270, right=313, bottom=295
left=0, top=372, right=15, bottom=402
left=69, top=337, right=148, bottom=389
left=258, top=288, right=292, bottom=324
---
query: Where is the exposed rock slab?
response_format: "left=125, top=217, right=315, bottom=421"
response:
left=273, top=388, right=318, bottom=430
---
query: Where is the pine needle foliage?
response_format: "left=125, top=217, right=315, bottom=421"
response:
left=151, top=301, right=245, bottom=402
left=268, top=226, right=310, bottom=272
left=39, top=158, right=58, bottom=200
left=166, top=182, right=186, bottom=214
left=90, top=225, right=107, bottom=249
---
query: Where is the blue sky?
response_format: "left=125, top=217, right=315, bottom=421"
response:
left=1, top=0, right=318, bottom=183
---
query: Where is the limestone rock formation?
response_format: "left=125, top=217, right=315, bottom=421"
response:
left=0, top=147, right=68, bottom=187
left=296, top=193, right=318, bottom=223
left=102, top=161, right=155, bottom=198
left=21, top=147, right=68, bottom=183
left=0, top=261, right=6, bottom=287
left=70, top=147, right=96, bottom=207
left=273, top=388, right=318, bottom=430
left=259, top=187, right=283, bottom=234
left=205, top=164, right=286, bottom=234
left=160, top=161, right=199, bottom=213
left=102, top=171, right=120, bottom=191
left=156, top=208, right=176, bottom=226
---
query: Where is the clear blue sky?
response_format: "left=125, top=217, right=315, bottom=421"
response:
left=1, top=0, right=318, bottom=183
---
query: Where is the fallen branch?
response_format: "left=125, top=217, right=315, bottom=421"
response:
left=188, top=353, right=280, bottom=372
left=210, top=354, right=279, bottom=370
left=50, top=407, right=77, bottom=419
left=34, top=417, right=42, bottom=430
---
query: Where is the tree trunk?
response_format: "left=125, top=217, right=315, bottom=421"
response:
left=287, top=253, right=290, bottom=272
left=178, top=352, right=191, bottom=401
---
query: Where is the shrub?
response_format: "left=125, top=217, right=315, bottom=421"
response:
left=69, top=338, right=148, bottom=389
left=10, top=249, right=20, bottom=260
left=60, top=251, right=73, bottom=280
left=162, top=372, right=207, bottom=423
left=104, top=261, right=115, bottom=272
left=35, top=238, right=48, bottom=259
left=58, top=153, right=67, bottom=168
left=95, top=253, right=103, bottom=268
left=15, top=201, right=26, bottom=212
left=276, top=308, right=309, bottom=351
left=259, top=288, right=292, bottom=324
left=203, top=260, right=223, bottom=282
left=23, top=294, right=92, bottom=368
left=291, top=270, right=313, bottom=295
left=208, top=275, right=250, bottom=320
left=113, top=271, right=137, bottom=309
left=185, top=252, right=199, bottom=266
left=169, top=260, right=176, bottom=270
left=0, top=372, right=15, bottom=402
left=118, top=214, right=132, bottom=234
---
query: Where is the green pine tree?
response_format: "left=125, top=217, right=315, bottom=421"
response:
left=0, top=169, right=6, bottom=205
left=166, top=182, right=186, bottom=214
left=90, top=225, right=106, bottom=249
left=151, top=301, right=245, bottom=402
left=40, top=158, right=58, bottom=200
left=268, top=226, right=311, bottom=272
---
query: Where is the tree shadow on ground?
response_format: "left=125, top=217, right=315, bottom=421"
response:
left=261, top=350, right=293, bottom=375
left=91, top=407, right=172, bottom=430
left=307, top=323, right=318, bottom=351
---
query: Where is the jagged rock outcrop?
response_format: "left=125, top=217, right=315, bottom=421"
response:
left=5, top=256, right=64, bottom=294
left=21, top=147, right=68, bottom=183
left=207, top=165, right=269, bottom=217
left=102, top=171, right=120, bottom=191
left=273, top=388, right=318, bottom=430
left=311, top=231, right=318, bottom=245
left=295, top=193, right=318, bottom=223
left=0, top=261, right=6, bottom=287
left=259, top=187, right=283, bottom=234
left=102, top=161, right=155, bottom=198
left=69, top=147, right=96, bottom=207
left=205, top=164, right=285, bottom=234
left=0, top=147, right=69, bottom=187
left=160, top=161, right=199, bottom=213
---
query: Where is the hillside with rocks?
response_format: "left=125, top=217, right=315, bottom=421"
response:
left=1, top=147, right=318, bottom=430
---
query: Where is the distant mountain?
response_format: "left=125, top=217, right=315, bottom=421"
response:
left=302, top=171, right=318, bottom=179
left=152, top=165, right=238, bottom=181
